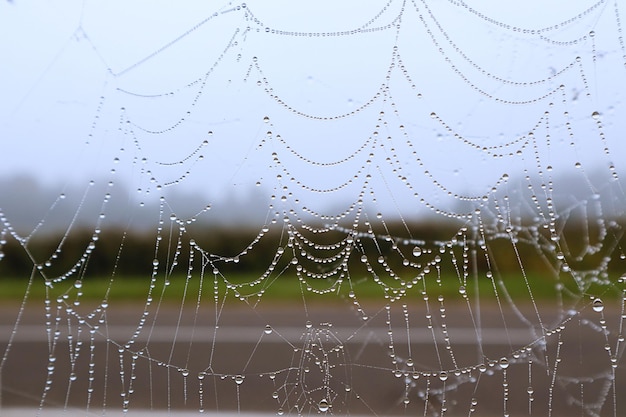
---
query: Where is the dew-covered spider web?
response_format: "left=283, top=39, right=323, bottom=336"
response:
left=2, top=1, right=626, bottom=416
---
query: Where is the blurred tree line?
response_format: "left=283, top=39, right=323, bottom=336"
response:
left=0, top=217, right=624, bottom=282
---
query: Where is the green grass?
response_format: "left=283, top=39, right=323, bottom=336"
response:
left=0, top=270, right=617, bottom=304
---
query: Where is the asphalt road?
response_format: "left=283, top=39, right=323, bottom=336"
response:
left=1, top=299, right=624, bottom=416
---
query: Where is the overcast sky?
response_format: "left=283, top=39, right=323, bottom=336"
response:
left=1, top=0, right=625, bottom=231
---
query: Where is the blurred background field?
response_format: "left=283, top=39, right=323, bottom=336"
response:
left=1, top=217, right=624, bottom=304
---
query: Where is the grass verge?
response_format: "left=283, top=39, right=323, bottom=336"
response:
left=0, top=270, right=616, bottom=304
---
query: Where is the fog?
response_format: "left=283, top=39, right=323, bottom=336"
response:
left=0, top=174, right=274, bottom=235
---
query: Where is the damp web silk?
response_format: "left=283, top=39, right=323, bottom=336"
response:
left=1, top=1, right=626, bottom=416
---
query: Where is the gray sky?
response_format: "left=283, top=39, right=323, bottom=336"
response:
left=1, top=0, right=625, bottom=231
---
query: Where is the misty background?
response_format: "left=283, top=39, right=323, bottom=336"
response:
left=1, top=0, right=625, bottom=278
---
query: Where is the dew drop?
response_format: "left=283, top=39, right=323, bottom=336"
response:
left=499, top=357, right=509, bottom=369
left=264, top=325, right=273, bottom=335
left=318, top=399, right=330, bottom=412
left=412, top=246, right=422, bottom=257
left=74, top=280, right=83, bottom=289
left=235, top=375, right=245, bottom=385
left=439, top=371, right=448, bottom=381
left=592, top=298, right=604, bottom=312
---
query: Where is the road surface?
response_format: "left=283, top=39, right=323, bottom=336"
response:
left=1, top=298, right=623, bottom=416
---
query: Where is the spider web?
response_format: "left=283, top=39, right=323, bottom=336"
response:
left=1, top=1, right=626, bottom=416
